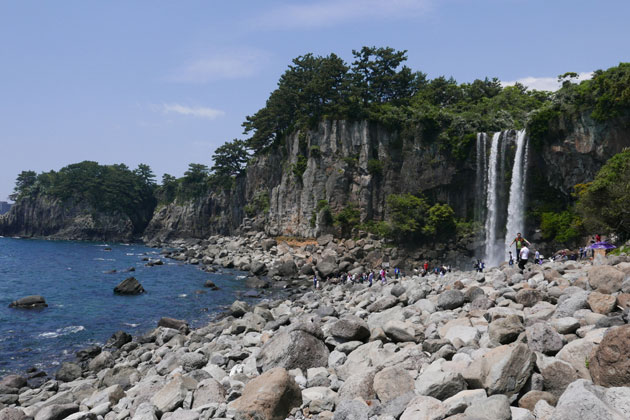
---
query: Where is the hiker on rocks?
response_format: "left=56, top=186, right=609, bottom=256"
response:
left=423, top=261, right=429, bottom=273
left=380, top=269, right=387, bottom=285
left=508, top=251, right=514, bottom=266
left=510, top=233, right=530, bottom=262
left=596, top=233, right=601, bottom=242
left=534, top=250, right=540, bottom=264
left=368, top=271, right=374, bottom=287
left=519, top=245, right=530, bottom=270
left=394, top=267, right=400, bottom=279
left=313, top=275, right=318, bottom=289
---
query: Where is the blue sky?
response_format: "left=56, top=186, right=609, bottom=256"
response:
left=1, top=0, right=629, bottom=201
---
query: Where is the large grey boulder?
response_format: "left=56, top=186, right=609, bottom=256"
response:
left=316, top=260, right=337, bottom=278
left=330, top=316, right=370, bottom=341
left=301, top=386, right=337, bottom=413
left=113, top=277, right=145, bottom=295
left=34, top=403, right=79, bottom=420
left=588, top=265, right=624, bottom=294
left=192, top=378, right=225, bottom=408
left=101, top=365, right=140, bottom=390
left=526, top=322, right=564, bottom=355
left=366, top=295, right=398, bottom=312
left=88, top=351, right=115, bottom=372
left=9, top=295, right=47, bottom=308
left=373, top=366, right=415, bottom=403
left=55, top=362, right=82, bottom=382
left=277, top=259, right=298, bottom=277
left=383, top=320, right=417, bottom=343
left=179, top=352, right=208, bottom=372
left=550, top=379, right=627, bottom=420
left=399, top=395, right=447, bottom=420
left=230, top=368, right=302, bottom=420
left=415, top=369, right=467, bottom=400
left=333, top=399, right=370, bottom=420
left=150, top=375, right=197, bottom=415
left=589, top=324, right=630, bottom=387
left=257, top=321, right=329, bottom=372
left=488, top=314, right=524, bottom=345
left=464, top=343, right=535, bottom=396
left=554, top=291, right=589, bottom=318
left=538, top=357, right=579, bottom=398
left=337, top=369, right=377, bottom=402
left=437, top=290, right=465, bottom=310
left=464, top=394, right=511, bottom=420
left=0, top=407, right=29, bottom=420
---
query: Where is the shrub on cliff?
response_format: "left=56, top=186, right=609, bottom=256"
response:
left=576, top=150, right=630, bottom=240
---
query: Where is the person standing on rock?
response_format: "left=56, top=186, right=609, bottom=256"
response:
left=518, top=245, right=530, bottom=270
left=423, top=261, right=429, bottom=273
left=510, top=232, right=530, bottom=262
left=534, top=250, right=540, bottom=264
left=368, top=271, right=373, bottom=287
left=381, top=268, right=387, bottom=285
left=508, top=251, right=514, bottom=266
left=313, top=275, right=318, bottom=289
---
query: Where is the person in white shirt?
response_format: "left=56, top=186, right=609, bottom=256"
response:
left=519, top=246, right=530, bottom=270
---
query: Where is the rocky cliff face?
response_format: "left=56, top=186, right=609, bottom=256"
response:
left=537, top=111, right=630, bottom=197
left=143, top=120, right=476, bottom=244
left=0, top=195, right=134, bottom=242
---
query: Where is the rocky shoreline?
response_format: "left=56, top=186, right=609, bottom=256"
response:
left=3, top=235, right=630, bottom=420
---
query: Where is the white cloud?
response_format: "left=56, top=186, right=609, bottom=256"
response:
left=172, top=49, right=269, bottom=83
left=502, top=71, right=593, bottom=92
left=254, top=0, right=432, bottom=29
left=157, top=103, right=225, bottom=120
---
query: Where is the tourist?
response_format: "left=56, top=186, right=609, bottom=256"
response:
left=596, top=233, right=601, bottom=243
left=509, top=233, right=530, bottom=262
left=423, top=261, right=429, bottom=273
left=394, top=267, right=400, bottom=279
left=368, top=271, right=374, bottom=287
left=508, top=251, right=514, bottom=266
left=534, top=250, right=540, bottom=264
left=313, top=275, right=318, bottom=289
left=381, top=268, right=387, bottom=285
left=519, top=245, right=530, bottom=270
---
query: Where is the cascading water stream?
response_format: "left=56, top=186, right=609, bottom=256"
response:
left=504, top=129, right=529, bottom=254
left=484, top=132, right=501, bottom=266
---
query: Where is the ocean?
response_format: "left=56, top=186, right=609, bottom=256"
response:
left=0, top=237, right=265, bottom=376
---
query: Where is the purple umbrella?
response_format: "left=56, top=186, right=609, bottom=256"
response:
left=589, top=241, right=616, bottom=250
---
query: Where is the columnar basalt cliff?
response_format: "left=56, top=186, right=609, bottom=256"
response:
left=0, top=195, right=134, bottom=242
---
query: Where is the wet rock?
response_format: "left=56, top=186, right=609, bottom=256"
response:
left=230, top=367, right=301, bottom=420
left=9, top=295, right=47, bottom=309
left=113, top=277, right=145, bottom=295
left=158, top=317, right=189, bottom=334
left=105, top=331, right=132, bottom=349
left=76, top=345, right=101, bottom=362
left=55, top=362, right=82, bottom=382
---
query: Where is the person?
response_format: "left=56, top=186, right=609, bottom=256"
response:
left=534, top=250, right=540, bottom=264
left=394, top=267, right=400, bottom=279
left=313, top=275, right=318, bottom=289
left=596, top=233, right=601, bottom=243
left=579, top=247, right=584, bottom=259
left=510, top=233, right=531, bottom=262
left=381, top=268, right=387, bottom=285
left=368, top=271, right=374, bottom=287
left=519, top=245, right=530, bottom=270
left=508, top=251, right=514, bottom=266
left=423, top=261, right=429, bottom=273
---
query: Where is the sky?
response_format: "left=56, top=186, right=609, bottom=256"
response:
left=1, top=0, right=629, bottom=201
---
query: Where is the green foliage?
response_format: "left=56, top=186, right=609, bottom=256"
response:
left=385, top=193, right=430, bottom=240
left=367, top=159, right=384, bottom=177
left=309, top=145, right=321, bottom=158
left=210, top=139, right=249, bottom=189
left=244, top=190, right=270, bottom=217
left=342, top=155, right=359, bottom=168
left=312, top=199, right=334, bottom=227
left=423, top=203, right=456, bottom=238
left=576, top=150, right=630, bottom=239
left=291, top=155, right=308, bottom=182
left=527, top=106, right=561, bottom=151
left=11, top=161, right=157, bottom=233
left=334, top=204, right=361, bottom=236
left=540, top=210, right=582, bottom=244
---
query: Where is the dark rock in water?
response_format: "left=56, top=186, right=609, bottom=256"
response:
left=55, top=362, right=82, bottom=382
left=76, top=345, right=101, bottom=362
left=204, top=280, right=219, bottom=290
left=104, top=269, right=117, bottom=274
left=8, top=295, right=47, bottom=309
left=145, top=259, right=164, bottom=267
left=250, top=261, right=267, bottom=275
left=0, top=375, right=27, bottom=389
left=157, top=317, right=189, bottom=334
left=105, top=331, right=132, bottom=349
left=243, top=290, right=261, bottom=298
left=123, top=266, right=135, bottom=272
left=245, top=276, right=270, bottom=289
left=104, top=247, right=112, bottom=251
left=113, top=277, right=145, bottom=295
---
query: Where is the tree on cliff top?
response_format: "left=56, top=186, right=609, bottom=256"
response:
left=576, top=149, right=630, bottom=240
left=9, top=170, right=37, bottom=201
left=210, top=139, right=250, bottom=188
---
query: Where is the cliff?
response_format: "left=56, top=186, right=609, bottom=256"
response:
left=144, top=116, right=630, bottom=246
left=0, top=195, right=135, bottom=242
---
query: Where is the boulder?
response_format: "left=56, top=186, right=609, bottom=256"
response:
left=315, top=261, right=337, bottom=278
left=464, top=394, right=511, bottom=420
left=488, top=314, right=524, bottom=345
left=588, top=265, right=624, bottom=294
left=0, top=375, right=26, bottom=389
left=101, top=365, right=140, bottom=390
left=330, top=316, right=370, bottom=341
left=332, top=399, right=370, bottom=420
left=0, top=407, right=29, bottom=420
left=83, top=384, right=124, bottom=408
left=554, top=291, right=589, bottom=318
left=277, top=260, right=297, bottom=277
left=538, top=357, right=578, bottom=398
left=34, top=403, right=79, bottom=420
left=9, top=295, right=48, bottom=309
left=301, top=386, right=337, bottom=413
left=261, top=238, right=277, bottom=251
left=230, top=367, right=301, bottom=420
left=366, top=295, right=397, bottom=312
left=192, top=378, right=225, bottom=408
left=391, top=285, right=406, bottom=297
left=337, top=369, right=377, bottom=401
left=256, top=322, right=329, bottom=372
left=317, top=234, right=334, bottom=246
left=442, top=389, right=487, bottom=416
left=55, top=362, right=82, bottom=382
left=415, top=369, right=467, bottom=400
left=557, top=338, right=596, bottom=380
left=158, top=317, right=189, bottom=334
left=515, top=288, right=542, bottom=307
left=88, top=351, right=115, bottom=372
left=230, top=301, right=250, bottom=317
left=150, top=375, right=197, bottom=415
left=589, top=324, right=630, bottom=387
left=383, top=320, right=417, bottom=343
left=437, top=290, right=465, bottom=310
left=179, top=352, right=208, bottom=372
left=526, top=323, right=564, bottom=355
left=105, top=331, right=132, bottom=349
left=550, top=379, right=627, bottom=419
left=373, top=366, right=415, bottom=403
left=400, top=395, right=447, bottom=420
left=518, top=390, right=558, bottom=411
left=113, top=277, right=145, bottom=295
left=587, top=292, right=617, bottom=314
left=463, top=343, right=535, bottom=396
left=203, top=280, right=219, bottom=290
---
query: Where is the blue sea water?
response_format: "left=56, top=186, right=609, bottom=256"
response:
left=0, top=237, right=266, bottom=376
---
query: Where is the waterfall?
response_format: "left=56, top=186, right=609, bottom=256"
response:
left=484, top=132, right=502, bottom=266
left=475, top=133, right=487, bottom=222
left=504, top=129, right=529, bottom=255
